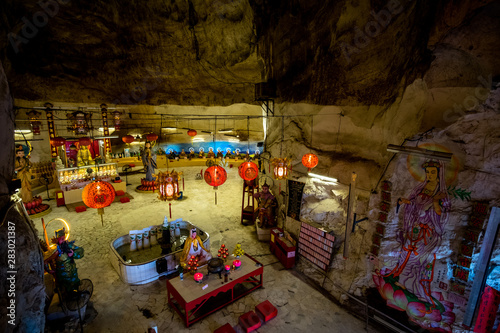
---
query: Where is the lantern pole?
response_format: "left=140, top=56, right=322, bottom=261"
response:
left=98, top=208, right=104, bottom=226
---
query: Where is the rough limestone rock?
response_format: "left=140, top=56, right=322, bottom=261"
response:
left=0, top=60, right=45, bottom=333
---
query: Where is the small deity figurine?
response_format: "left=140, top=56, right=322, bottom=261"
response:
left=216, top=148, right=224, bottom=159
left=198, top=148, right=205, bottom=158
left=253, top=183, right=277, bottom=228
left=77, top=145, right=93, bottom=166
left=142, top=141, right=157, bottom=182
left=188, top=148, right=195, bottom=160
left=179, top=149, right=187, bottom=159
left=51, top=228, right=84, bottom=293
left=206, top=147, right=215, bottom=159
left=55, top=156, right=64, bottom=169
left=224, top=149, right=232, bottom=159
left=180, top=228, right=212, bottom=267
left=14, top=145, right=33, bottom=203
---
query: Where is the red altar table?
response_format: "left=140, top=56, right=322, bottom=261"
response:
left=167, top=253, right=264, bottom=327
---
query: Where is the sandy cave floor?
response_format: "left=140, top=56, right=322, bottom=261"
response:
left=34, top=165, right=382, bottom=333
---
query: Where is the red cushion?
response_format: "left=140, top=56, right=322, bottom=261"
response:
left=238, top=311, right=261, bottom=333
left=214, top=323, right=236, bottom=333
left=120, top=197, right=130, bottom=203
left=75, top=206, right=87, bottom=213
left=128, top=164, right=135, bottom=167
left=255, top=300, right=277, bottom=322
left=115, top=190, right=125, bottom=196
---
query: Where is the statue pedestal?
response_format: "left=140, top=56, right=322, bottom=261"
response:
left=255, top=221, right=271, bottom=242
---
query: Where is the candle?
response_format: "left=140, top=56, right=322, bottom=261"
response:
left=194, top=272, right=203, bottom=283
left=225, top=265, right=230, bottom=271
left=218, top=253, right=221, bottom=257
left=169, top=203, right=172, bottom=218
left=233, top=259, right=241, bottom=269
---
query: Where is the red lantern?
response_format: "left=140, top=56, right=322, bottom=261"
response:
left=187, top=129, right=197, bottom=137
left=82, top=181, right=115, bottom=209
left=271, top=158, right=290, bottom=180
left=78, top=137, right=92, bottom=147
left=301, top=153, right=318, bottom=172
left=204, top=165, right=227, bottom=205
left=238, top=161, right=259, bottom=181
left=145, top=133, right=158, bottom=142
left=82, top=180, right=115, bottom=226
left=50, top=136, right=66, bottom=147
left=122, top=135, right=135, bottom=144
left=204, top=166, right=227, bottom=187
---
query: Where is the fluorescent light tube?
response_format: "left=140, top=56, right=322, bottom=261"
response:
left=308, top=173, right=338, bottom=183
left=387, top=144, right=452, bottom=162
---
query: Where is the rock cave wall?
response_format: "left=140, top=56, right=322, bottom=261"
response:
left=269, top=78, right=500, bottom=333
left=0, top=60, right=45, bottom=333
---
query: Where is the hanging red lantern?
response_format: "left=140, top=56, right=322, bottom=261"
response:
left=271, top=158, right=290, bottom=180
left=82, top=180, right=115, bottom=226
left=82, top=181, right=115, bottom=209
left=204, top=166, right=227, bottom=187
left=238, top=161, right=259, bottom=181
left=187, top=129, right=197, bottom=137
left=301, top=153, right=318, bottom=172
left=78, top=137, right=92, bottom=147
left=122, top=135, right=135, bottom=144
left=50, top=136, right=66, bottom=147
left=204, top=165, right=227, bottom=204
left=145, top=133, right=158, bottom=142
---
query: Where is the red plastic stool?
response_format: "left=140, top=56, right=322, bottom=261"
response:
left=238, top=311, right=261, bottom=333
left=115, top=190, right=125, bottom=196
left=75, top=206, right=87, bottom=213
left=120, top=197, right=130, bottom=203
left=255, top=300, right=278, bottom=322
left=214, top=323, right=236, bottom=333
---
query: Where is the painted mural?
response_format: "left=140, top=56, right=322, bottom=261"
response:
left=373, top=158, right=456, bottom=332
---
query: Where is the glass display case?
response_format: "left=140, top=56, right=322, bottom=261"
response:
left=57, top=162, right=118, bottom=191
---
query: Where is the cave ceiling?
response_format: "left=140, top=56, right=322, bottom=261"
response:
left=0, top=0, right=498, bottom=109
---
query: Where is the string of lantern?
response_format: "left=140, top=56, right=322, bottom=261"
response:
left=238, top=116, right=259, bottom=181
left=204, top=116, right=227, bottom=205
left=271, top=116, right=290, bottom=180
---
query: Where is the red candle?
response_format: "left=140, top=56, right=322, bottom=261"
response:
left=169, top=203, right=172, bottom=218
left=222, top=244, right=225, bottom=248
left=218, top=254, right=221, bottom=257
left=225, top=265, right=230, bottom=271
left=223, top=255, right=227, bottom=259
left=233, top=259, right=241, bottom=268
left=194, top=272, right=203, bottom=283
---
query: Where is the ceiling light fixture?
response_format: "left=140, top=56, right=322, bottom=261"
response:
left=386, top=144, right=452, bottom=162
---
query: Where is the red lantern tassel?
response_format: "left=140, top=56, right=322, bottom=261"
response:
left=215, top=191, right=217, bottom=205
left=169, top=203, right=172, bottom=218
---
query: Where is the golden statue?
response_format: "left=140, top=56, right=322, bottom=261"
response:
left=77, top=145, right=93, bottom=166
left=180, top=228, right=212, bottom=267
left=14, top=145, right=33, bottom=202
